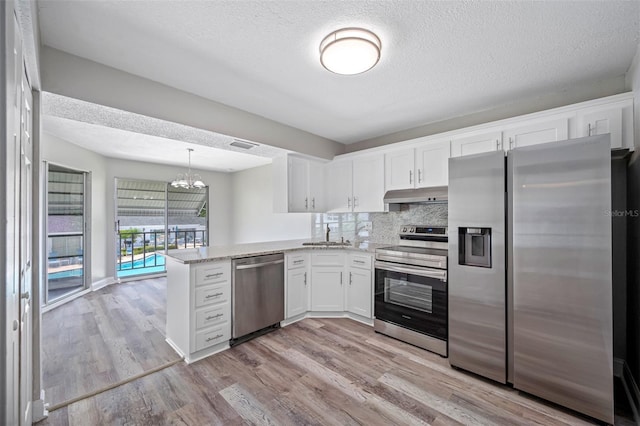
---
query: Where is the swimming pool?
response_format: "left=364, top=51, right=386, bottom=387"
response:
left=118, top=253, right=166, bottom=270
left=117, top=253, right=166, bottom=278
left=48, top=268, right=84, bottom=280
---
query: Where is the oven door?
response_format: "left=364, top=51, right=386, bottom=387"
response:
left=374, top=261, right=447, bottom=340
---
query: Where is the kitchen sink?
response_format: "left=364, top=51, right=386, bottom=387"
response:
left=302, top=241, right=351, bottom=247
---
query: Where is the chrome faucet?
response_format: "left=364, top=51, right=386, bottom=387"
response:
left=326, top=224, right=331, bottom=242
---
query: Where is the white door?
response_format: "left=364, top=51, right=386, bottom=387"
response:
left=384, top=148, right=414, bottom=190
left=415, top=140, right=450, bottom=187
left=577, top=107, right=622, bottom=149
left=288, top=156, right=309, bottom=212
left=451, top=131, right=503, bottom=157
left=310, top=267, right=344, bottom=311
left=347, top=268, right=372, bottom=318
left=504, top=117, right=569, bottom=150
left=6, top=12, right=22, bottom=425
left=19, top=65, right=33, bottom=426
left=286, top=268, right=308, bottom=318
left=353, top=155, right=385, bottom=212
left=325, top=161, right=352, bottom=213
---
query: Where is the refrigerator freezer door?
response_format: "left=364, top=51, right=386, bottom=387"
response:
left=448, top=151, right=507, bottom=384
left=510, top=135, right=613, bottom=424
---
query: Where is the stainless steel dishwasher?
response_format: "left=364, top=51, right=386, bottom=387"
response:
left=231, top=252, right=285, bottom=345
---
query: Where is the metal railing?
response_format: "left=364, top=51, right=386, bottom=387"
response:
left=117, top=229, right=207, bottom=272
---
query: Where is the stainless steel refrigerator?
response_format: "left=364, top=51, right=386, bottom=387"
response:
left=448, top=135, right=614, bottom=424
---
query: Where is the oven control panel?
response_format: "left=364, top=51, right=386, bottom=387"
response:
left=399, top=225, right=447, bottom=236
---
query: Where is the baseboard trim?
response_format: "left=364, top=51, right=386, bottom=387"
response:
left=92, top=276, right=116, bottom=291
left=619, top=359, right=640, bottom=425
left=282, top=311, right=374, bottom=327
left=31, top=389, right=48, bottom=422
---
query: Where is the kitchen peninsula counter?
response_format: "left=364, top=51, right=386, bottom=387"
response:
left=163, top=239, right=385, bottom=264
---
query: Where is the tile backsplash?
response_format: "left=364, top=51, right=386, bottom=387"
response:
left=312, top=204, right=448, bottom=244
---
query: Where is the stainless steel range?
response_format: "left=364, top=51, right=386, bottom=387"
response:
left=374, top=225, right=448, bottom=357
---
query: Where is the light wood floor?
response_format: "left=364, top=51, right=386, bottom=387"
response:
left=41, top=277, right=180, bottom=407
left=39, top=278, right=629, bottom=425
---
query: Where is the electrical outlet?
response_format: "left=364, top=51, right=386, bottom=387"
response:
left=361, top=221, right=373, bottom=231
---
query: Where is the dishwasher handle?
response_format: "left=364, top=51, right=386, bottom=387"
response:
left=235, top=259, right=284, bottom=270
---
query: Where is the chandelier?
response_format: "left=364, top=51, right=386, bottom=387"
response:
left=170, top=148, right=206, bottom=189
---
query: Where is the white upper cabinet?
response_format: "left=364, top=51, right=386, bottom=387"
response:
left=451, top=131, right=503, bottom=157
left=325, top=160, right=353, bottom=213
left=325, top=154, right=385, bottom=213
left=385, top=139, right=451, bottom=190
left=503, top=117, right=569, bottom=150
left=415, top=139, right=450, bottom=187
left=384, top=148, right=415, bottom=190
left=352, top=155, right=385, bottom=212
left=273, top=154, right=325, bottom=213
left=576, top=106, right=623, bottom=149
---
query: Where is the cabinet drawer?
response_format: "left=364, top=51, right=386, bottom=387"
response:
left=311, top=252, right=344, bottom=266
left=195, top=283, right=229, bottom=308
left=195, top=304, right=229, bottom=330
left=194, top=324, right=229, bottom=351
left=349, top=253, right=372, bottom=270
left=287, top=253, right=308, bottom=269
left=194, top=263, right=229, bottom=287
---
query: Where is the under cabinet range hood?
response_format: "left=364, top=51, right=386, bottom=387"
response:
left=383, top=186, right=448, bottom=207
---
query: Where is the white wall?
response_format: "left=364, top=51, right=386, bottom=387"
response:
left=231, top=164, right=312, bottom=243
left=41, top=133, right=109, bottom=282
left=105, top=158, right=233, bottom=276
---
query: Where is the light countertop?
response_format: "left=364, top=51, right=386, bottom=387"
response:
left=163, top=239, right=388, bottom=264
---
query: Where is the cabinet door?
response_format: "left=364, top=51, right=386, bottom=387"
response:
left=577, top=107, right=623, bottom=149
left=353, top=155, right=385, bottom=212
left=347, top=267, right=372, bottom=318
left=288, top=156, right=309, bottom=212
left=451, top=131, right=502, bottom=157
left=308, top=160, right=325, bottom=211
left=385, top=148, right=415, bottom=190
left=310, top=267, right=344, bottom=311
left=286, top=267, right=308, bottom=318
left=325, top=161, right=353, bottom=212
left=415, top=140, right=450, bottom=187
left=504, top=117, right=569, bottom=150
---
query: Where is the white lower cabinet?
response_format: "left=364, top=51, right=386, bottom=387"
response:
left=346, top=253, right=373, bottom=318
left=310, top=267, right=344, bottom=311
left=305, top=251, right=373, bottom=319
left=286, top=253, right=309, bottom=318
left=165, top=258, right=232, bottom=363
left=310, top=251, right=345, bottom=311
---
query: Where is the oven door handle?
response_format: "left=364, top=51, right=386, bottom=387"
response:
left=375, top=261, right=447, bottom=281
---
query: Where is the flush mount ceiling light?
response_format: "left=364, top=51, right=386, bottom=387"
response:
left=170, top=148, right=206, bottom=189
left=319, top=27, right=381, bottom=75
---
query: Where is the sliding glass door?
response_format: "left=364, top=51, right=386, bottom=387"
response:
left=115, top=179, right=208, bottom=279
left=45, top=163, right=90, bottom=303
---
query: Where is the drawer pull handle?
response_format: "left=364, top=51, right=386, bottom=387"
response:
left=206, top=313, right=224, bottom=321
left=293, top=260, right=304, bottom=264
left=206, top=334, right=223, bottom=342
left=205, top=272, right=223, bottom=278
left=205, top=292, right=224, bottom=299
left=354, top=260, right=365, bottom=264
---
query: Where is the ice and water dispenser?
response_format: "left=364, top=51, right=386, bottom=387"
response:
left=458, top=227, right=492, bottom=268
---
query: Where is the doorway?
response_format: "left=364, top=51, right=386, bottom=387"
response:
left=115, top=178, right=208, bottom=279
left=44, top=163, right=91, bottom=304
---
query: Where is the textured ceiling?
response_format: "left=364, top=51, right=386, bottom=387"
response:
left=38, top=1, right=639, bottom=145
left=42, top=93, right=289, bottom=172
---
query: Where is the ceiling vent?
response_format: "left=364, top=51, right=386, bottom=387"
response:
left=230, top=140, right=259, bottom=150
